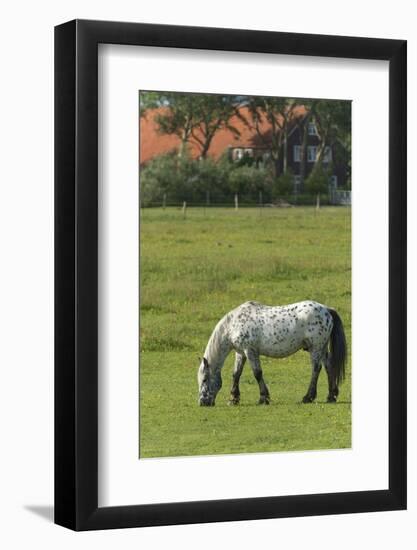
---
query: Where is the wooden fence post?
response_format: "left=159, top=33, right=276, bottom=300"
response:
left=162, top=193, right=166, bottom=210
left=234, top=193, right=239, bottom=211
left=182, top=201, right=187, bottom=219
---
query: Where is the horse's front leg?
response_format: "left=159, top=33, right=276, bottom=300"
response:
left=246, top=349, right=270, bottom=405
left=228, top=352, right=246, bottom=405
left=302, top=350, right=322, bottom=403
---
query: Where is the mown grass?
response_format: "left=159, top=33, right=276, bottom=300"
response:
left=139, top=206, right=351, bottom=458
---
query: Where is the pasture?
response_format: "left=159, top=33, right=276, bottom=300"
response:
left=140, top=206, right=351, bottom=458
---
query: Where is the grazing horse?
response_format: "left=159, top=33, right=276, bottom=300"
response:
left=197, top=300, right=347, bottom=406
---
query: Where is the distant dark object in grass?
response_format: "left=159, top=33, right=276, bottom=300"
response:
left=265, top=199, right=293, bottom=208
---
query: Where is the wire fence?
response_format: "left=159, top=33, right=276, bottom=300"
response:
left=141, top=190, right=351, bottom=212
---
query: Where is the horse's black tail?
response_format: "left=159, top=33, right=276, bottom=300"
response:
left=328, top=308, right=347, bottom=386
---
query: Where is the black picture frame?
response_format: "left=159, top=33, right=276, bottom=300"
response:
left=55, top=19, right=407, bottom=531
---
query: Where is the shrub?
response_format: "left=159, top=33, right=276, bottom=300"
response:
left=273, top=169, right=294, bottom=197
left=140, top=153, right=274, bottom=205
left=305, top=166, right=330, bottom=196
left=140, top=153, right=200, bottom=206
left=229, top=165, right=272, bottom=200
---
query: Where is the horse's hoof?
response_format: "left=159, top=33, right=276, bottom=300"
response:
left=302, top=395, right=314, bottom=404
left=258, top=397, right=270, bottom=405
left=327, top=395, right=337, bottom=403
left=228, top=399, right=240, bottom=406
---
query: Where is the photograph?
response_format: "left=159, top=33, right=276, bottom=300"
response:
left=0, top=0, right=409, bottom=542
left=139, top=91, right=352, bottom=459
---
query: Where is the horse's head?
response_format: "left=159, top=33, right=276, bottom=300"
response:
left=197, top=357, right=222, bottom=406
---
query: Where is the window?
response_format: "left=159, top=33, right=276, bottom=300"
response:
left=293, top=145, right=301, bottom=162
left=329, top=175, right=338, bottom=188
left=307, top=122, right=317, bottom=135
left=244, top=148, right=253, bottom=156
left=323, top=146, right=332, bottom=163
left=233, top=148, right=243, bottom=160
left=307, top=146, right=318, bottom=162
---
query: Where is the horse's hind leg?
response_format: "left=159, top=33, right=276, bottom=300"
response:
left=302, top=350, right=323, bottom=403
left=324, top=351, right=339, bottom=402
left=246, top=349, right=270, bottom=405
left=228, top=352, right=246, bottom=405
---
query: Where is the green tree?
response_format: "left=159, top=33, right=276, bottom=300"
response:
left=140, top=92, right=242, bottom=159
left=140, top=153, right=200, bottom=205
left=242, top=97, right=300, bottom=177
left=139, top=91, right=166, bottom=116
left=273, top=169, right=294, bottom=198
left=310, top=100, right=351, bottom=174
left=228, top=165, right=270, bottom=201
left=190, top=95, right=242, bottom=159
left=294, top=99, right=315, bottom=184
left=157, top=93, right=201, bottom=158
left=305, top=166, right=330, bottom=206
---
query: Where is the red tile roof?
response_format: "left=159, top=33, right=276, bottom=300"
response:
left=140, top=105, right=307, bottom=164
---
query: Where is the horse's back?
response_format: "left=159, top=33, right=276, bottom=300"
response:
left=227, top=300, right=332, bottom=357
left=232, top=299, right=327, bottom=318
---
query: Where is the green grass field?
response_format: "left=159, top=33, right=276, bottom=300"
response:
left=139, top=206, right=351, bottom=458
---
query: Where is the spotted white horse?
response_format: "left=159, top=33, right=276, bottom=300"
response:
left=197, top=300, right=347, bottom=406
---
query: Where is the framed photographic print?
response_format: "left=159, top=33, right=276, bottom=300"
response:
left=55, top=20, right=406, bottom=530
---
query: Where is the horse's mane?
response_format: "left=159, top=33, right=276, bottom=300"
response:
left=204, top=314, right=229, bottom=368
